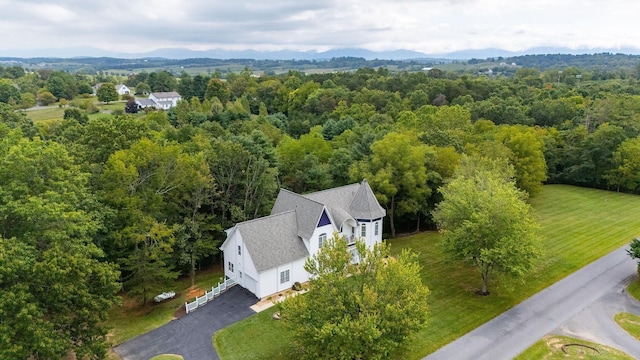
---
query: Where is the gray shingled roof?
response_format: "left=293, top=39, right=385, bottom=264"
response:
left=302, top=179, right=386, bottom=221
left=135, top=98, right=156, bottom=107
left=349, top=179, right=386, bottom=219
left=235, top=210, right=309, bottom=272
left=231, top=179, right=385, bottom=272
left=271, top=189, right=324, bottom=240
left=151, top=91, right=181, bottom=99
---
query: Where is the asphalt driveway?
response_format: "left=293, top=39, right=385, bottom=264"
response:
left=554, top=279, right=640, bottom=358
left=424, top=245, right=640, bottom=360
left=113, top=285, right=258, bottom=360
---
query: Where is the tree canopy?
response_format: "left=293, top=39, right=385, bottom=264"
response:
left=0, top=131, right=120, bottom=359
left=432, top=156, right=541, bottom=294
left=279, top=234, right=429, bottom=359
left=96, top=82, right=119, bottom=103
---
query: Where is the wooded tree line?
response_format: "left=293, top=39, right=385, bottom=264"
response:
left=3, top=63, right=640, bottom=357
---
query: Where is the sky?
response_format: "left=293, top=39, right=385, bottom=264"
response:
left=1, top=0, right=640, bottom=56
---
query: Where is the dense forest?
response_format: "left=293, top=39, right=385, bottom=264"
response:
left=3, top=59, right=640, bottom=358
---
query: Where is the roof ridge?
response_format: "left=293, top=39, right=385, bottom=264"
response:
left=281, top=188, right=326, bottom=207
left=302, top=182, right=359, bottom=197
left=237, top=209, right=296, bottom=226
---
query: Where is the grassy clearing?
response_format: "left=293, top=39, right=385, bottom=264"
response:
left=615, top=312, right=640, bottom=341
left=107, top=265, right=225, bottom=346
left=514, top=335, right=634, bottom=359
left=149, top=355, right=184, bottom=360
left=24, top=106, right=65, bottom=122
left=628, top=278, right=640, bottom=301
left=24, top=100, right=127, bottom=123
left=215, top=185, right=640, bottom=359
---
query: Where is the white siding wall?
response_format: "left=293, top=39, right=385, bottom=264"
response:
left=308, top=223, right=336, bottom=257
left=221, top=230, right=239, bottom=282
left=258, top=268, right=277, bottom=298
left=373, top=219, right=383, bottom=244
left=222, top=228, right=264, bottom=297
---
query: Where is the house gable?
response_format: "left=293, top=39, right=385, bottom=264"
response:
left=235, top=210, right=308, bottom=272
left=317, top=209, right=331, bottom=227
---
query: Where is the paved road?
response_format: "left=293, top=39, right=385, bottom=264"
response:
left=424, top=245, right=639, bottom=360
left=554, top=279, right=640, bottom=358
left=113, top=286, right=257, bottom=360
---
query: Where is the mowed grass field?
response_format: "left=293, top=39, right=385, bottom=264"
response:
left=214, top=185, right=640, bottom=360
left=24, top=101, right=127, bottom=123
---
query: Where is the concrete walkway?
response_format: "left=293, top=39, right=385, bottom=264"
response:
left=424, top=245, right=640, bottom=360
left=113, top=285, right=257, bottom=360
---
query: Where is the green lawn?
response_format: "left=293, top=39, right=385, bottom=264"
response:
left=614, top=312, right=640, bottom=342
left=107, top=265, right=225, bottom=346
left=627, top=278, right=640, bottom=301
left=24, top=106, right=65, bottom=122
left=215, top=185, right=640, bottom=359
left=149, top=355, right=184, bottom=360
left=25, top=100, right=127, bottom=123
left=514, top=335, right=634, bottom=359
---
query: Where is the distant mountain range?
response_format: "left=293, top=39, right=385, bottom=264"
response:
left=3, top=46, right=640, bottom=61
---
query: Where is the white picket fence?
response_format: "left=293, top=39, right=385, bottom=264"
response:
left=185, top=278, right=237, bottom=314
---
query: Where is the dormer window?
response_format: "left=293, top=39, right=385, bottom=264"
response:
left=319, top=233, right=327, bottom=248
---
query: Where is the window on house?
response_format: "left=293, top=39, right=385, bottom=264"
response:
left=319, top=233, right=327, bottom=248
left=228, top=261, right=234, bottom=272
left=374, top=221, right=379, bottom=236
left=280, top=269, right=290, bottom=284
left=238, top=245, right=241, bottom=255
left=361, top=223, right=366, bottom=237
left=239, top=271, right=242, bottom=279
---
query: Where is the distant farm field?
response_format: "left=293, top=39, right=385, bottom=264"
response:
left=214, top=185, right=640, bottom=360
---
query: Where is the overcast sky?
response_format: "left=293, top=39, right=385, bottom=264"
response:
left=1, top=0, right=639, bottom=56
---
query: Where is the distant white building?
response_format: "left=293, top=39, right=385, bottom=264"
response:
left=135, top=91, right=182, bottom=110
left=115, top=84, right=131, bottom=96
left=93, top=83, right=131, bottom=96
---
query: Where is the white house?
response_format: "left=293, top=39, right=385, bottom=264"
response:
left=148, top=92, right=181, bottom=109
left=220, top=180, right=386, bottom=299
left=134, top=91, right=182, bottom=110
left=92, top=83, right=131, bottom=96
left=115, top=84, right=131, bottom=95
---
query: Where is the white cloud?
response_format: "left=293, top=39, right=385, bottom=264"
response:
left=0, top=0, right=640, bottom=56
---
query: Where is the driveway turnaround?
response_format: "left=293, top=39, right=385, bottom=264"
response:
left=424, top=245, right=640, bottom=360
left=554, top=280, right=640, bottom=358
left=113, top=285, right=258, bottom=360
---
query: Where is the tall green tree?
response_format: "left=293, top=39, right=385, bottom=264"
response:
left=605, top=136, right=640, bottom=192
left=495, top=125, right=548, bottom=196
left=101, top=138, right=216, bottom=300
left=351, top=131, right=432, bottom=237
left=276, top=126, right=333, bottom=193
left=0, top=131, right=120, bottom=359
left=432, top=156, right=541, bottom=294
left=279, top=234, right=429, bottom=360
left=122, top=221, right=179, bottom=305
left=0, top=78, right=21, bottom=104
left=96, top=82, right=119, bottom=103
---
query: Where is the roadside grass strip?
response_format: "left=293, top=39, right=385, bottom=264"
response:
left=514, top=335, right=634, bottom=359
